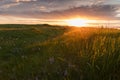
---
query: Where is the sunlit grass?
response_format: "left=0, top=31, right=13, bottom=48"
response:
left=0, top=24, right=120, bottom=80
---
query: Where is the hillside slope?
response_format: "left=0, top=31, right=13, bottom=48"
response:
left=0, top=25, right=120, bottom=80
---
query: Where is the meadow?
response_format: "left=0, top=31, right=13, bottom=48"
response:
left=0, top=24, right=120, bottom=80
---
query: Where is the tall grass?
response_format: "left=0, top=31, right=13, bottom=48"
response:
left=0, top=25, right=120, bottom=80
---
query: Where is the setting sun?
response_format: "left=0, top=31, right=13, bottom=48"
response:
left=65, top=18, right=88, bottom=27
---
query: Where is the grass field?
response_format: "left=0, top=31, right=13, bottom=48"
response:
left=0, top=24, right=120, bottom=80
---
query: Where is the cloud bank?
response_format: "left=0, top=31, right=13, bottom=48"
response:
left=0, top=0, right=119, bottom=22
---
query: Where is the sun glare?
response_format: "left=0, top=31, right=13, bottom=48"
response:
left=65, top=18, right=88, bottom=27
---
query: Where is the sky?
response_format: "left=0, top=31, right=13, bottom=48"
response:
left=0, top=0, right=120, bottom=27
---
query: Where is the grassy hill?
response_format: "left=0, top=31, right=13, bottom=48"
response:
left=0, top=24, right=120, bottom=80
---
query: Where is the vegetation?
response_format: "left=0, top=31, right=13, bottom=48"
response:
left=0, top=24, right=120, bottom=80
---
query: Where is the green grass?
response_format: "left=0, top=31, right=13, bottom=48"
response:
left=0, top=24, right=120, bottom=80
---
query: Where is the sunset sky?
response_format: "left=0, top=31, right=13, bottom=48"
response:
left=0, top=0, right=120, bottom=27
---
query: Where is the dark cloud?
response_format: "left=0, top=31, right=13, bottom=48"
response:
left=0, top=0, right=119, bottom=21
left=0, top=0, right=108, bottom=12
left=44, top=5, right=119, bottom=20
left=45, top=5, right=118, bottom=20
left=1, top=5, right=118, bottom=20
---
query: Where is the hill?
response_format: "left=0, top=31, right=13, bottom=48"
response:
left=0, top=24, right=120, bottom=80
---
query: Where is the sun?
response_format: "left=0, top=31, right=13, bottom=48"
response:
left=65, top=18, right=88, bottom=27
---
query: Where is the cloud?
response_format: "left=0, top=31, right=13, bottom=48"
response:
left=0, top=0, right=119, bottom=21
left=0, top=3, right=20, bottom=9
left=29, top=5, right=118, bottom=20
left=116, top=8, right=120, bottom=18
left=0, top=0, right=37, bottom=2
left=0, top=0, right=111, bottom=15
left=16, top=0, right=37, bottom=2
left=0, top=0, right=117, bottom=12
left=0, top=4, right=119, bottom=21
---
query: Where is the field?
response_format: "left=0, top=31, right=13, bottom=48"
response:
left=0, top=24, right=120, bottom=80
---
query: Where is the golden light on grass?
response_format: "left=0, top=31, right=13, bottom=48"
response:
left=65, top=18, right=88, bottom=27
